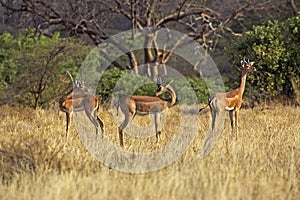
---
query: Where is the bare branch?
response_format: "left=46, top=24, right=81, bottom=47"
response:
left=0, top=0, right=275, bottom=76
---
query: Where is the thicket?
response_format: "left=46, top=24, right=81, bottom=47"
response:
left=1, top=13, right=300, bottom=108
left=0, top=30, right=216, bottom=108
left=0, top=29, right=91, bottom=108
left=228, top=12, right=300, bottom=103
left=97, top=68, right=213, bottom=104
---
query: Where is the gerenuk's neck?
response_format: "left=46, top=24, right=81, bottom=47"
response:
left=239, top=71, right=248, bottom=97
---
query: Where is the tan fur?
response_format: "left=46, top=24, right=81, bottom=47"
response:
left=118, top=81, right=176, bottom=147
left=59, top=85, right=104, bottom=138
left=199, top=60, right=256, bottom=139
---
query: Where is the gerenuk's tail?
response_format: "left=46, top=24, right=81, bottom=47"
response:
left=199, top=97, right=214, bottom=112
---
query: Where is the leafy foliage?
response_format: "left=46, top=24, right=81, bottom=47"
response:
left=0, top=28, right=226, bottom=108
left=0, top=32, right=18, bottom=91
left=0, top=29, right=91, bottom=108
left=97, top=68, right=214, bottom=104
left=228, top=13, right=300, bottom=102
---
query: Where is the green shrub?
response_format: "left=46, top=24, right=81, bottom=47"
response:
left=0, top=29, right=91, bottom=108
left=97, top=68, right=222, bottom=104
left=228, top=13, right=300, bottom=102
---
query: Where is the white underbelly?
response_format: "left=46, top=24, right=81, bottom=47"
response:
left=136, top=110, right=166, bottom=115
left=225, top=106, right=235, bottom=111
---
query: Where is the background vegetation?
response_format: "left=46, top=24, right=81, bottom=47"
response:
left=1, top=11, right=300, bottom=107
left=0, top=0, right=299, bottom=107
left=229, top=14, right=300, bottom=103
left=0, top=29, right=91, bottom=108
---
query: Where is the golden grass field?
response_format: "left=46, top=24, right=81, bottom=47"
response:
left=0, top=104, right=299, bottom=199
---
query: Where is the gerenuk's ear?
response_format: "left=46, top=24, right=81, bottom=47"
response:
left=157, top=75, right=163, bottom=86
left=164, top=80, right=173, bottom=87
left=240, top=60, right=245, bottom=67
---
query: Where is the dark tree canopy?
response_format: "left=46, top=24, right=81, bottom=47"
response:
left=0, top=0, right=277, bottom=75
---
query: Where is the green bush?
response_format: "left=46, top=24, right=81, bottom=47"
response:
left=97, top=68, right=220, bottom=104
left=228, top=13, right=300, bottom=102
left=0, top=29, right=91, bottom=108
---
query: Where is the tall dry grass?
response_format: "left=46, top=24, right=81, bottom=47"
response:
left=0, top=104, right=299, bottom=199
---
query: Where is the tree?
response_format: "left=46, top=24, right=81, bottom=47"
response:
left=0, top=29, right=91, bottom=108
left=0, top=0, right=271, bottom=79
left=228, top=13, right=300, bottom=103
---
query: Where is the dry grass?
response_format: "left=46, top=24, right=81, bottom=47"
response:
left=0, top=104, right=299, bottom=199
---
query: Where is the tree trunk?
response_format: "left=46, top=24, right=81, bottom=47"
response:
left=291, top=77, right=300, bottom=106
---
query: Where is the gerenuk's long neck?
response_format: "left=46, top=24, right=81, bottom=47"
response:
left=167, top=86, right=176, bottom=107
left=239, top=70, right=248, bottom=97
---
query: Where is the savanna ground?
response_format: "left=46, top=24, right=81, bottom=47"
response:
left=0, top=104, right=299, bottom=199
